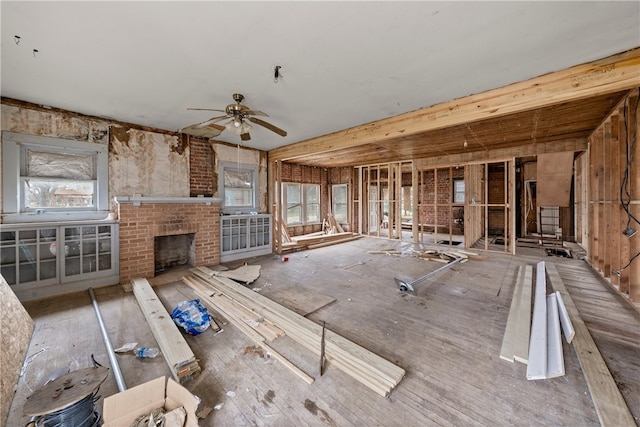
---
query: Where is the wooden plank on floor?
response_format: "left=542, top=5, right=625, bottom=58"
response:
left=555, top=291, right=575, bottom=343
left=546, top=262, right=635, bottom=426
left=190, top=267, right=405, bottom=397
left=513, top=265, right=533, bottom=364
left=526, top=261, right=548, bottom=380
left=500, top=266, right=524, bottom=362
left=131, top=278, right=201, bottom=383
left=545, top=293, right=564, bottom=379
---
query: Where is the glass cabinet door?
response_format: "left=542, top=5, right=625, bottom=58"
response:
left=0, top=227, right=58, bottom=286
left=62, top=224, right=115, bottom=281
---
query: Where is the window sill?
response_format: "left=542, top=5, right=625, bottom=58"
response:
left=2, top=211, right=114, bottom=224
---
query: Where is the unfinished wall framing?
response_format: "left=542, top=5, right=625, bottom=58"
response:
left=584, top=89, right=639, bottom=301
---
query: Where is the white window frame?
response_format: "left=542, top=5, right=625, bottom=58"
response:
left=282, top=183, right=321, bottom=226
left=332, top=184, right=348, bottom=223
left=2, top=132, right=109, bottom=223
left=219, top=161, right=258, bottom=214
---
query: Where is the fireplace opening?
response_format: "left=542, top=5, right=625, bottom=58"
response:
left=154, top=233, right=195, bottom=275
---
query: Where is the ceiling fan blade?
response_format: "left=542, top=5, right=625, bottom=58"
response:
left=187, top=108, right=226, bottom=112
left=240, top=132, right=251, bottom=141
left=245, top=109, right=269, bottom=117
left=193, top=115, right=229, bottom=129
left=247, top=117, right=287, bottom=137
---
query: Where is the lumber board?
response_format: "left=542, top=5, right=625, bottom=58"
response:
left=190, top=267, right=405, bottom=397
left=526, top=261, right=547, bottom=380
left=183, top=276, right=314, bottom=385
left=545, top=293, right=565, bottom=379
left=546, top=262, right=635, bottom=426
left=183, top=276, right=283, bottom=341
left=500, top=266, right=524, bottom=363
left=192, top=268, right=401, bottom=392
left=555, top=291, right=575, bottom=343
left=131, top=278, right=201, bottom=383
left=513, top=265, right=533, bottom=364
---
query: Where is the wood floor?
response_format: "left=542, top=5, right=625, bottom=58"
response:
left=6, top=237, right=640, bottom=426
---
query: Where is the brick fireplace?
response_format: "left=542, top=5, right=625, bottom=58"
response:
left=116, top=197, right=221, bottom=284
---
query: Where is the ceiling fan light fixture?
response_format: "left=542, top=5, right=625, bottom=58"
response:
left=239, top=121, right=252, bottom=134
left=224, top=118, right=236, bottom=132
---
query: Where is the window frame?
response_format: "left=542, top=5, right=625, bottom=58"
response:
left=282, top=182, right=321, bottom=226
left=219, top=161, right=258, bottom=214
left=2, top=132, right=109, bottom=223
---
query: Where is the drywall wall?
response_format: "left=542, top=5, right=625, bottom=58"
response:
left=0, top=274, right=34, bottom=426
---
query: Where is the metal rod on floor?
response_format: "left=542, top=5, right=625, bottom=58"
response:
left=88, top=287, right=127, bottom=392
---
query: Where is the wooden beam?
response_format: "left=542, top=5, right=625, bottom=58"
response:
left=416, top=139, right=587, bottom=170
left=629, top=91, right=640, bottom=302
left=270, top=48, right=640, bottom=162
left=131, top=278, right=201, bottom=383
left=546, top=263, right=635, bottom=426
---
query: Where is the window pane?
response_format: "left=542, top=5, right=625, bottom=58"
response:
left=26, top=150, right=93, bottom=180
left=305, top=185, right=318, bottom=203
left=23, top=178, right=94, bottom=208
left=454, top=180, right=465, bottom=204
left=225, top=188, right=253, bottom=207
left=287, top=184, right=301, bottom=204
left=306, top=203, right=320, bottom=223
left=224, top=169, right=253, bottom=207
left=284, top=184, right=301, bottom=224
left=332, top=184, right=348, bottom=222
left=224, top=169, right=253, bottom=188
left=287, top=205, right=302, bottom=224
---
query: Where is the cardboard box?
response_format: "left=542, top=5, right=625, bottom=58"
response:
left=103, top=376, right=200, bottom=427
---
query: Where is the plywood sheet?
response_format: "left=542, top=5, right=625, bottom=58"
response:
left=0, top=275, right=34, bottom=426
left=537, top=152, right=574, bottom=207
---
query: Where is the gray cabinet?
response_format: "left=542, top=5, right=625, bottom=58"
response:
left=220, top=214, right=272, bottom=262
left=0, top=222, right=119, bottom=300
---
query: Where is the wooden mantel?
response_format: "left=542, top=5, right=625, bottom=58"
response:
left=270, top=48, right=640, bottom=163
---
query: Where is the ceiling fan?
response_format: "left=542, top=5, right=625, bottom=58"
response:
left=183, top=93, right=287, bottom=141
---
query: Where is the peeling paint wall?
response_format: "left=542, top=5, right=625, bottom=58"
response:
left=109, top=128, right=189, bottom=197
left=1, top=103, right=190, bottom=214
left=213, top=143, right=268, bottom=212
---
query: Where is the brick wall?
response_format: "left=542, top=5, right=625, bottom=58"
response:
left=189, top=136, right=214, bottom=196
left=118, top=202, right=220, bottom=284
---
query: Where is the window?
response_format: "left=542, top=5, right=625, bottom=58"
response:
left=282, top=183, right=320, bottom=225
left=2, top=132, right=109, bottom=222
left=219, top=162, right=258, bottom=214
left=332, top=184, right=348, bottom=223
left=453, top=179, right=465, bottom=204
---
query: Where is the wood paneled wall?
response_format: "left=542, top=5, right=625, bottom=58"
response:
left=585, top=90, right=639, bottom=302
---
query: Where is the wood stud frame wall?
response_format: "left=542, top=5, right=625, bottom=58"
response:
left=586, top=89, right=640, bottom=301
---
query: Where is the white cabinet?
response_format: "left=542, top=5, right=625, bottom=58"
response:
left=220, top=214, right=272, bottom=262
left=0, top=222, right=119, bottom=300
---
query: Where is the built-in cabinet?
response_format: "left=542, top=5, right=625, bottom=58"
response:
left=0, top=222, right=119, bottom=300
left=220, top=214, right=272, bottom=262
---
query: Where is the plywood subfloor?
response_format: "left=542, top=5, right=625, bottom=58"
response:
left=6, top=237, right=639, bottom=426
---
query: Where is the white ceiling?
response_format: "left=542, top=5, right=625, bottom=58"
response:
left=2, top=1, right=639, bottom=152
